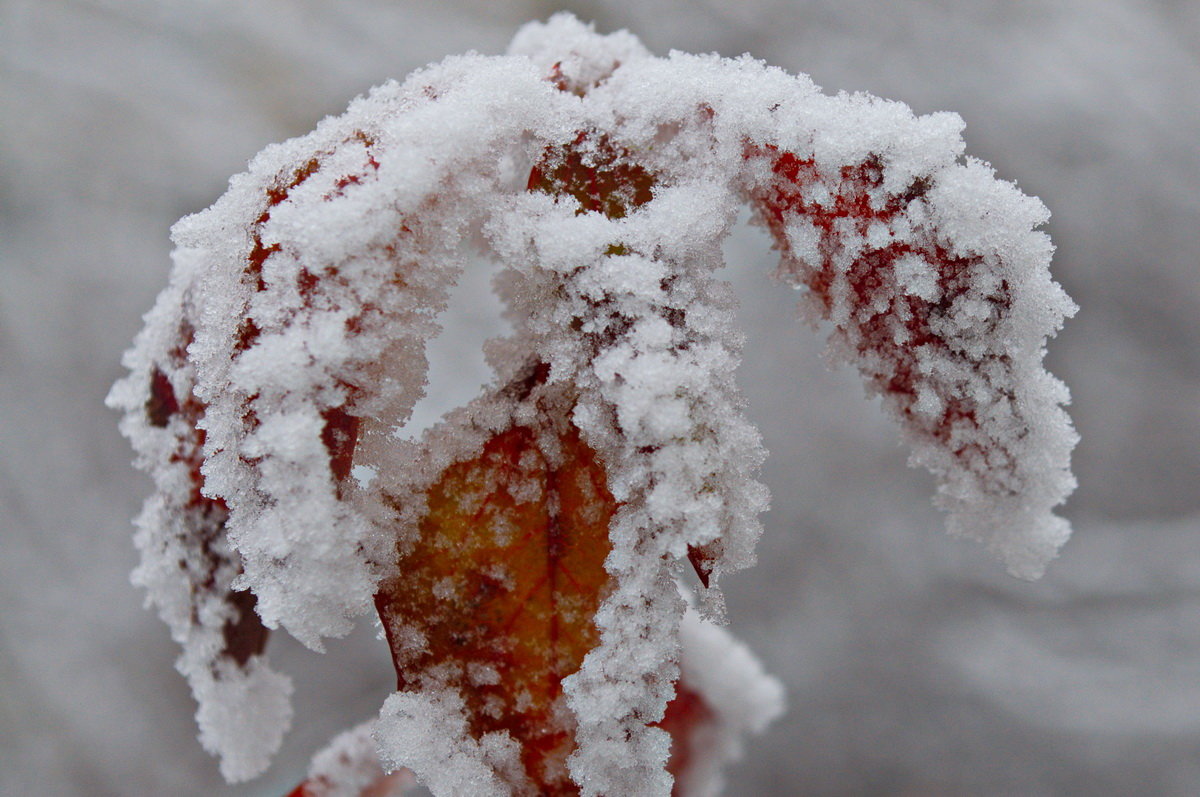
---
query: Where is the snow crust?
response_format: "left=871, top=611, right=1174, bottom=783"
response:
left=110, top=11, right=1076, bottom=794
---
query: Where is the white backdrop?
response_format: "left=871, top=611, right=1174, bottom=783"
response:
left=3, top=1, right=1199, bottom=794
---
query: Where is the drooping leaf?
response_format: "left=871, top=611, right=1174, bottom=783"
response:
left=109, top=292, right=292, bottom=782
left=748, top=146, right=1076, bottom=576
left=112, top=13, right=1074, bottom=793
left=375, top=396, right=614, bottom=792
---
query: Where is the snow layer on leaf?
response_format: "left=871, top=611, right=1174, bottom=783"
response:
left=306, top=606, right=782, bottom=797
left=106, top=258, right=292, bottom=782
left=297, top=720, right=417, bottom=797
left=376, top=691, right=523, bottom=797
left=195, top=658, right=293, bottom=783
left=744, top=104, right=1076, bottom=580
left=507, top=9, right=651, bottom=92
left=112, top=9, right=1075, bottom=792
left=180, top=53, right=570, bottom=650
left=672, top=607, right=786, bottom=797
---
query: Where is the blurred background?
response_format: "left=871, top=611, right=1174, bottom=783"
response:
left=2, top=1, right=1198, bottom=794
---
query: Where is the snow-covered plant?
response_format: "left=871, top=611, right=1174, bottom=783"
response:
left=108, top=13, right=1077, bottom=796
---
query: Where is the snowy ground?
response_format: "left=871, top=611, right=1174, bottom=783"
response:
left=2, top=1, right=1198, bottom=794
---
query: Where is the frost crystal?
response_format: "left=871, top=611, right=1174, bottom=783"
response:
left=110, top=11, right=1075, bottom=794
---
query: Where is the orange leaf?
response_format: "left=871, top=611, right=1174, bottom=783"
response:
left=374, top=413, right=615, bottom=792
